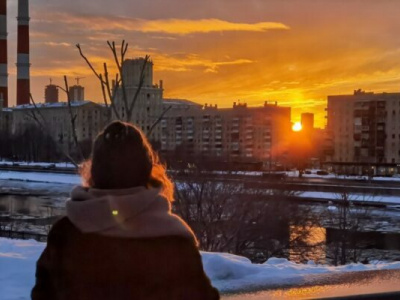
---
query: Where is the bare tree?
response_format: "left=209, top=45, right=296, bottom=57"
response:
left=76, top=41, right=172, bottom=136
left=26, top=93, right=81, bottom=167
left=322, top=191, right=379, bottom=265
left=56, top=76, right=85, bottom=161
left=174, top=173, right=321, bottom=262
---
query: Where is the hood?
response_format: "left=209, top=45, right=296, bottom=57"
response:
left=66, top=186, right=196, bottom=242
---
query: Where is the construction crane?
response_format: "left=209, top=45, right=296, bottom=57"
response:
left=75, top=77, right=85, bottom=85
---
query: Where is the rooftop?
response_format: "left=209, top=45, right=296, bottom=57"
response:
left=163, top=98, right=202, bottom=107
left=11, top=100, right=101, bottom=110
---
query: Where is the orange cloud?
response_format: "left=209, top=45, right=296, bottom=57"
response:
left=35, top=13, right=289, bottom=35
left=43, top=42, right=72, bottom=47
left=136, top=19, right=289, bottom=35
left=152, top=54, right=254, bottom=73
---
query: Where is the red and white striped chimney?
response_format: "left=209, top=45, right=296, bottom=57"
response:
left=0, top=0, right=8, bottom=107
left=16, top=0, right=30, bottom=106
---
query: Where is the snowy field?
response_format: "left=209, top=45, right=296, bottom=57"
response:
left=1, top=238, right=400, bottom=299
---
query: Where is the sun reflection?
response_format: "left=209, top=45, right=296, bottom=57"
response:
left=292, top=122, right=302, bottom=132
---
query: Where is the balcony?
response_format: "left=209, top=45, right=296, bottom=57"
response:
left=362, top=126, right=369, bottom=131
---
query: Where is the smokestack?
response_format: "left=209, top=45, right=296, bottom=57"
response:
left=16, top=0, right=30, bottom=106
left=0, top=0, right=8, bottom=107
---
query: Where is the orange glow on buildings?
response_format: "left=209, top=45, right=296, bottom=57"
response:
left=3, top=1, right=399, bottom=129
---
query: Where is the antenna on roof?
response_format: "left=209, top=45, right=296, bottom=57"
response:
left=49, top=78, right=53, bottom=85
left=75, top=77, right=85, bottom=85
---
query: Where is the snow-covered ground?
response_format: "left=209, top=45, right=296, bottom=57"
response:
left=301, top=191, right=400, bottom=205
left=0, top=161, right=75, bottom=169
left=1, top=237, right=400, bottom=299
left=287, top=170, right=400, bottom=182
left=0, top=171, right=81, bottom=185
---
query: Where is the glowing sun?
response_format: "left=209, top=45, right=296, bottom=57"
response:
left=292, top=122, right=302, bottom=132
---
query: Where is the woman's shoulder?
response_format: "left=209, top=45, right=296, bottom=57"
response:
left=50, top=216, right=75, bottom=232
left=47, top=216, right=79, bottom=242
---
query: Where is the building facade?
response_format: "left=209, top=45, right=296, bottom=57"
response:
left=113, top=58, right=164, bottom=142
left=68, top=85, right=85, bottom=101
left=11, top=101, right=107, bottom=148
left=0, top=107, right=11, bottom=134
left=301, top=113, right=314, bottom=132
left=161, top=100, right=291, bottom=167
left=326, top=89, right=400, bottom=175
left=45, top=83, right=59, bottom=103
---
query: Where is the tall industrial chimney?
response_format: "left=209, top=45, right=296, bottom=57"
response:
left=0, top=0, right=8, bottom=107
left=16, top=0, right=30, bottom=106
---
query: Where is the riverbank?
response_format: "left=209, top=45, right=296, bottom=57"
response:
left=2, top=237, right=400, bottom=299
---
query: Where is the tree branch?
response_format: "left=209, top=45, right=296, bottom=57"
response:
left=28, top=94, right=79, bottom=168
left=64, top=76, right=85, bottom=161
left=147, top=105, right=172, bottom=137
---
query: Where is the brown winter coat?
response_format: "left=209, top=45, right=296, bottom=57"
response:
left=31, top=186, right=219, bottom=300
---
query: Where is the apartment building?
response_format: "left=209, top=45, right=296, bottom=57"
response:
left=161, top=100, right=291, bottom=166
left=11, top=101, right=107, bottom=148
left=326, top=89, right=400, bottom=175
left=113, top=58, right=164, bottom=141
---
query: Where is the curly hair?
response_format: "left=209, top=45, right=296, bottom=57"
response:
left=80, top=121, right=174, bottom=202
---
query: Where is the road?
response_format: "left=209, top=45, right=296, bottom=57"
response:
left=222, top=269, right=400, bottom=299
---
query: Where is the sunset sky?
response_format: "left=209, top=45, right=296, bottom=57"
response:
left=5, top=0, right=400, bottom=127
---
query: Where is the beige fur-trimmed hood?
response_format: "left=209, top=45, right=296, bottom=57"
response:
left=66, top=186, right=196, bottom=242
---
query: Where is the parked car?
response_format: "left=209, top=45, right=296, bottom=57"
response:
left=316, top=170, right=329, bottom=176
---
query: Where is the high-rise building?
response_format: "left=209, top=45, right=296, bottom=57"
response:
left=113, top=58, right=163, bottom=141
left=326, top=89, right=400, bottom=175
left=301, top=113, right=314, bottom=132
left=45, top=82, right=59, bottom=103
left=122, top=58, right=154, bottom=88
left=68, top=85, right=84, bottom=101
